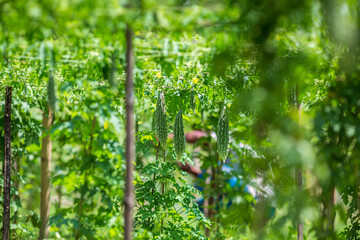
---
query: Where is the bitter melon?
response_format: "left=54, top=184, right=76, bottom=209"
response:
left=155, top=92, right=167, bottom=147
left=174, top=110, right=185, bottom=160
left=217, top=106, right=229, bottom=162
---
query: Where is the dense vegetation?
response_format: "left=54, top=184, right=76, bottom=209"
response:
left=1, top=0, right=360, bottom=239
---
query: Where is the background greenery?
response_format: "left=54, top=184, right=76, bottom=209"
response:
left=0, top=0, right=360, bottom=239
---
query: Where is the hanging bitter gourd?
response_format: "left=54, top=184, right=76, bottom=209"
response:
left=190, top=89, right=195, bottom=111
left=155, top=92, right=167, bottom=147
left=39, top=42, right=47, bottom=73
left=151, top=110, right=156, bottom=133
left=174, top=110, right=185, bottom=160
left=48, top=43, right=56, bottom=73
left=287, top=81, right=297, bottom=108
left=47, top=73, right=57, bottom=113
left=217, top=106, right=229, bottom=162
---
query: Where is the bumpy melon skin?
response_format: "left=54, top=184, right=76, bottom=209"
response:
left=217, top=106, right=229, bottom=162
left=174, top=110, right=185, bottom=160
left=190, top=89, right=195, bottom=111
left=155, top=92, right=168, bottom=148
left=151, top=111, right=156, bottom=133
left=47, top=73, right=57, bottom=113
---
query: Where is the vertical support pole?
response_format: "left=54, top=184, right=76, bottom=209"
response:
left=39, top=107, right=53, bottom=240
left=295, top=84, right=303, bottom=240
left=2, top=86, right=12, bottom=240
left=296, top=167, right=303, bottom=240
left=124, top=24, right=135, bottom=240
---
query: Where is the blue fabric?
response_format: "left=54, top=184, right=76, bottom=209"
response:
left=194, top=163, right=251, bottom=209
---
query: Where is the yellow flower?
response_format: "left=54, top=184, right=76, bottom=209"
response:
left=156, top=72, right=161, bottom=78
left=192, top=77, right=199, bottom=84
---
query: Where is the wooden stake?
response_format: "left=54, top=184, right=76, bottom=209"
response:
left=295, top=84, right=303, bottom=240
left=2, top=86, right=12, bottom=240
left=124, top=25, right=135, bottom=240
left=39, top=106, right=53, bottom=240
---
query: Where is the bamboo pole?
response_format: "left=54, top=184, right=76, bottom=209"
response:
left=39, top=106, right=53, bottom=240
left=295, top=84, right=303, bottom=240
left=2, top=86, right=12, bottom=240
left=124, top=25, right=135, bottom=240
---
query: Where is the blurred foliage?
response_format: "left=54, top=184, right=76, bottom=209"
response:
left=0, top=0, right=360, bottom=239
